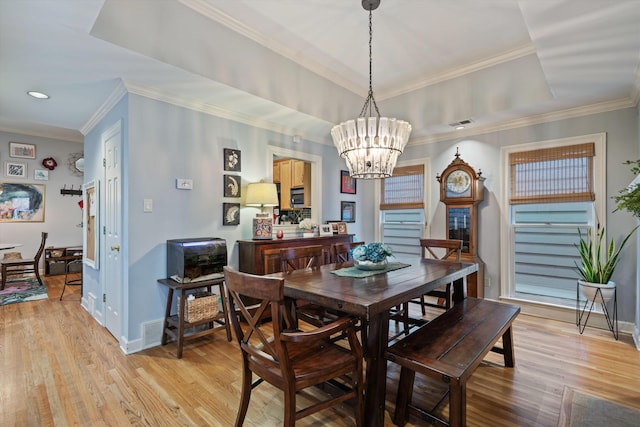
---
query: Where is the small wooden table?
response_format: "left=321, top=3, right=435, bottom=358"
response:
left=157, top=277, right=231, bottom=358
left=276, top=257, right=478, bottom=427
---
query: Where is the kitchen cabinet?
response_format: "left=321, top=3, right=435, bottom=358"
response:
left=274, top=159, right=311, bottom=209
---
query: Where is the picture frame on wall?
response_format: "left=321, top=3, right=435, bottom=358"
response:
left=223, top=175, right=241, bottom=197
left=223, top=202, right=240, bottom=225
left=340, top=170, right=356, bottom=194
left=0, top=182, right=45, bottom=222
left=5, top=162, right=26, bottom=178
left=223, top=148, right=241, bottom=172
left=9, top=142, right=36, bottom=159
left=34, top=169, right=49, bottom=181
left=341, top=201, right=356, bottom=223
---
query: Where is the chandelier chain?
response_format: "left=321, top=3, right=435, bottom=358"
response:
left=359, top=7, right=381, bottom=118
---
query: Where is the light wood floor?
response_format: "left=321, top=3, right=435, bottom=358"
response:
left=2, top=275, right=640, bottom=426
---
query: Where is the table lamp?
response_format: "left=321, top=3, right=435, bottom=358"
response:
left=245, top=181, right=279, bottom=240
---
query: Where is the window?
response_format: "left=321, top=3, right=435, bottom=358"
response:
left=500, top=134, right=606, bottom=307
left=379, top=164, right=427, bottom=256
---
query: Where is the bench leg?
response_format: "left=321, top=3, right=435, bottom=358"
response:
left=502, top=326, right=515, bottom=367
left=449, top=382, right=466, bottom=427
left=393, top=367, right=415, bottom=426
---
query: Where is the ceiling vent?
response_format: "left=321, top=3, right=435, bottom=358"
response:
left=448, top=119, right=474, bottom=128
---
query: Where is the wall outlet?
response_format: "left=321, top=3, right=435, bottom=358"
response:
left=484, top=277, right=491, bottom=288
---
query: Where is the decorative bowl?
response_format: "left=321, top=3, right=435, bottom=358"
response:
left=354, top=258, right=388, bottom=271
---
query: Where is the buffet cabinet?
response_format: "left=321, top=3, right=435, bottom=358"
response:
left=44, top=246, right=83, bottom=276
left=238, top=234, right=354, bottom=275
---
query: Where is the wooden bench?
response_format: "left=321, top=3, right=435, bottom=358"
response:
left=384, top=297, right=520, bottom=427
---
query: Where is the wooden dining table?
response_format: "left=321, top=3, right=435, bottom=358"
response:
left=275, top=257, right=478, bottom=427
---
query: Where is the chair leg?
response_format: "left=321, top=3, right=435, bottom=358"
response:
left=34, top=263, right=44, bottom=287
left=234, top=365, right=253, bottom=427
left=283, top=386, right=296, bottom=427
left=420, top=295, right=426, bottom=315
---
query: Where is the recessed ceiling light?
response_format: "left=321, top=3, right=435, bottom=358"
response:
left=27, top=91, right=49, bottom=99
left=455, top=125, right=465, bottom=130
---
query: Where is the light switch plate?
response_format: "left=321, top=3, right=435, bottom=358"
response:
left=176, top=178, right=193, bottom=190
left=143, top=199, right=153, bottom=212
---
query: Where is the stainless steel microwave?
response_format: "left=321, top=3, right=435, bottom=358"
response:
left=290, top=188, right=305, bottom=207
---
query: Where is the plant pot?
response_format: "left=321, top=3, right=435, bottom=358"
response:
left=354, top=258, right=388, bottom=271
left=578, top=280, right=616, bottom=303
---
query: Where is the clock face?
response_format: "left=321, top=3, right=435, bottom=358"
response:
left=446, top=170, right=471, bottom=194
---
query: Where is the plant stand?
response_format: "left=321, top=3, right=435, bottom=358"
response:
left=576, top=281, right=618, bottom=340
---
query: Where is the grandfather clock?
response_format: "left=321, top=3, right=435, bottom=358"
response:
left=436, top=149, right=485, bottom=298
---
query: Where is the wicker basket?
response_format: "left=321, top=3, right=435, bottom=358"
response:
left=181, top=292, right=218, bottom=323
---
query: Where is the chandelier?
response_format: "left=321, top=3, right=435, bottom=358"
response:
left=331, top=0, right=412, bottom=179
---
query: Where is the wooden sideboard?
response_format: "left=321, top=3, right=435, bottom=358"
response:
left=238, top=234, right=354, bottom=275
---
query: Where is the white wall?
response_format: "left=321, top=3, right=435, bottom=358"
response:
left=0, top=131, right=83, bottom=266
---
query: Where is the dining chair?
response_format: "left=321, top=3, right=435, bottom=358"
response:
left=412, top=238, right=463, bottom=314
left=223, top=266, right=364, bottom=427
left=1, top=232, right=48, bottom=290
left=279, top=245, right=334, bottom=327
left=331, top=241, right=365, bottom=263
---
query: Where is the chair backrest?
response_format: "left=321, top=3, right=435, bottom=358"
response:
left=280, top=245, right=323, bottom=273
left=223, top=266, right=289, bottom=370
left=419, top=238, right=462, bottom=262
left=332, top=241, right=365, bottom=263
left=34, top=232, right=48, bottom=262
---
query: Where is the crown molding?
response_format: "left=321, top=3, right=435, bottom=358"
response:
left=179, top=0, right=362, bottom=94
left=123, top=81, right=332, bottom=146
left=408, top=96, right=636, bottom=146
left=0, top=125, right=83, bottom=143
left=80, top=80, right=128, bottom=136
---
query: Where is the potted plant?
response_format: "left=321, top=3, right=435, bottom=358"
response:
left=613, top=159, right=640, bottom=218
left=351, top=242, right=393, bottom=270
left=575, top=225, right=638, bottom=302
left=298, top=219, right=316, bottom=237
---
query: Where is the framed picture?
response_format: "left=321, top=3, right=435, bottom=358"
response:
left=223, top=202, right=240, bottom=225
left=9, top=142, right=36, bottom=159
left=223, top=175, right=241, bottom=197
left=0, top=182, right=45, bottom=222
left=337, top=222, right=348, bottom=234
left=319, top=224, right=333, bottom=236
left=83, top=180, right=99, bottom=269
left=34, top=169, right=49, bottom=181
left=341, top=201, right=356, bottom=223
left=340, top=170, right=357, bottom=194
left=5, top=162, right=26, bottom=178
left=223, top=148, right=241, bottom=172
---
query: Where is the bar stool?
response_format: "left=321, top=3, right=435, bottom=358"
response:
left=60, top=259, right=83, bottom=300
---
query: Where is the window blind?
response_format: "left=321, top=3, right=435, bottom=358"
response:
left=380, top=165, right=424, bottom=210
left=509, top=143, right=595, bottom=204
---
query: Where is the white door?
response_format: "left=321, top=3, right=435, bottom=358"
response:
left=104, top=121, right=122, bottom=340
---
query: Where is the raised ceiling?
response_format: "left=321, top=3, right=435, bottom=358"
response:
left=1, top=0, right=639, bottom=144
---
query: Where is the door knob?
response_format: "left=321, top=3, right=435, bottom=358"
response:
left=111, top=245, right=120, bottom=251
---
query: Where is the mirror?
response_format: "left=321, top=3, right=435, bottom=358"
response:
left=75, top=158, right=84, bottom=172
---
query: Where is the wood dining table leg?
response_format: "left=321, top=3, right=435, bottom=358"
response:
left=364, top=310, right=390, bottom=427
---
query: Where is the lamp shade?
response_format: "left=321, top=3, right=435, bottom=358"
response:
left=245, top=182, right=279, bottom=208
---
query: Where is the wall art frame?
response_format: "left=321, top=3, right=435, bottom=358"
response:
left=340, top=170, right=357, bottom=194
left=82, top=180, right=99, bottom=269
left=34, top=169, right=49, bottom=181
left=223, top=175, right=241, bottom=197
left=5, top=162, right=26, bottom=178
left=9, top=141, right=36, bottom=159
left=0, top=182, right=45, bottom=222
left=223, top=148, right=241, bottom=172
left=223, top=202, right=240, bottom=225
left=341, top=201, right=356, bottom=223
